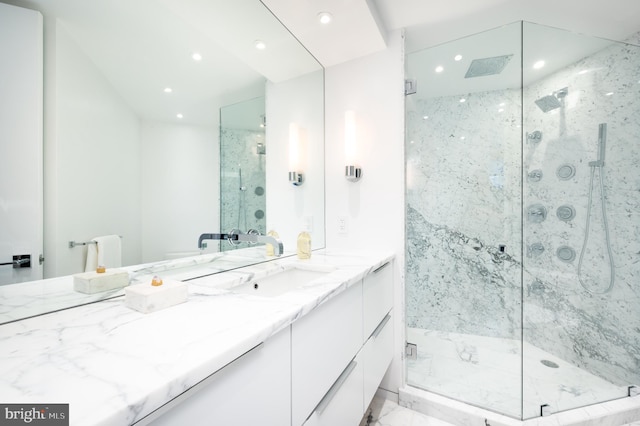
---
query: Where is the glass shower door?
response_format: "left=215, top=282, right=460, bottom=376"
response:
left=404, top=22, right=524, bottom=419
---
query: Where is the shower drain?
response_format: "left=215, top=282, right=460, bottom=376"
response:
left=540, top=360, right=559, bottom=368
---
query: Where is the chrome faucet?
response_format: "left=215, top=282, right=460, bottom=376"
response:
left=198, top=230, right=283, bottom=256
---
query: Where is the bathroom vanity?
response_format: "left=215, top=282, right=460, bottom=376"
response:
left=0, top=249, right=394, bottom=426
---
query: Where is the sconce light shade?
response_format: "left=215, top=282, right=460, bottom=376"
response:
left=288, top=123, right=304, bottom=186
left=344, top=110, right=361, bottom=182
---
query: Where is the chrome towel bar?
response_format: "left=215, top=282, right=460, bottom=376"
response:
left=69, top=236, right=122, bottom=248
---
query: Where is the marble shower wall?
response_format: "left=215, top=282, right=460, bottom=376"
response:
left=406, top=87, right=523, bottom=341
left=406, top=30, right=640, bottom=387
left=522, top=33, right=640, bottom=386
left=220, top=127, right=267, bottom=250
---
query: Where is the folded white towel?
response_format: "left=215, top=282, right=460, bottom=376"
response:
left=85, top=235, right=122, bottom=272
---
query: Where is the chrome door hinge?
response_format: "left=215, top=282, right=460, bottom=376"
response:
left=404, top=79, right=417, bottom=95
left=39, top=254, right=45, bottom=265
left=405, top=342, right=417, bottom=360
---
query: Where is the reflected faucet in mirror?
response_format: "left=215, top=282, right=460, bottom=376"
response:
left=198, top=231, right=284, bottom=256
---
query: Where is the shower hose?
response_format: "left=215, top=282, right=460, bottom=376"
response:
left=576, top=164, right=615, bottom=294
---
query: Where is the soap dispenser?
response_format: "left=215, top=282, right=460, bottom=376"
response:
left=266, top=230, right=280, bottom=256
left=297, top=231, right=311, bottom=259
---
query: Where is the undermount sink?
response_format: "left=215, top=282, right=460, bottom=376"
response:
left=231, top=265, right=335, bottom=298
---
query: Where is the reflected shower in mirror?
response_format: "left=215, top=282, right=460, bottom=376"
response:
left=0, top=0, right=324, bottom=323
left=220, top=97, right=267, bottom=252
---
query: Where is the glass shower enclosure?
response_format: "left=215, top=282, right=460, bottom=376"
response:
left=219, top=96, right=267, bottom=252
left=405, top=21, right=639, bottom=420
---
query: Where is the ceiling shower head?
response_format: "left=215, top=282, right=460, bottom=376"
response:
left=464, top=54, right=513, bottom=78
left=535, top=95, right=562, bottom=112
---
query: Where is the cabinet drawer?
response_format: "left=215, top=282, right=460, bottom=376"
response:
left=363, top=310, right=393, bottom=407
left=292, top=281, right=363, bottom=426
left=140, top=327, right=291, bottom=426
left=363, top=261, right=393, bottom=339
left=303, top=351, right=364, bottom=426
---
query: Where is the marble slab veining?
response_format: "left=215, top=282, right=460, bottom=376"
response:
left=0, top=249, right=393, bottom=426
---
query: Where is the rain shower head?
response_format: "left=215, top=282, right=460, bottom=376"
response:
left=534, top=87, right=569, bottom=113
left=535, top=95, right=562, bottom=112
left=464, top=54, right=513, bottom=78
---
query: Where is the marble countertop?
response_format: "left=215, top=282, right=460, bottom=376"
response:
left=0, top=249, right=393, bottom=426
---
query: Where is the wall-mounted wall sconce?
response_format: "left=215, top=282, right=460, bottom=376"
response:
left=288, top=123, right=304, bottom=186
left=344, top=110, right=362, bottom=182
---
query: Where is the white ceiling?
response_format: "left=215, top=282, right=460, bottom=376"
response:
left=5, top=0, right=640, bottom=124
left=263, top=0, right=640, bottom=66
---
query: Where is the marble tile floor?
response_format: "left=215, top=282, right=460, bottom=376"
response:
left=406, top=328, right=629, bottom=419
left=359, top=395, right=640, bottom=426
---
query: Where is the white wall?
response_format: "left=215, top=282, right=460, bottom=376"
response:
left=0, top=3, right=43, bottom=285
left=140, top=121, right=219, bottom=261
left=324, top=30, right=405, bottom=393
left=46, top=22, right=141, bottom=276
left=266, top=70, right=325, bottom=253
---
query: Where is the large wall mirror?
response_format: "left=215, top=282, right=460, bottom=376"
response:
left=0, top=0, right=325, bottom=323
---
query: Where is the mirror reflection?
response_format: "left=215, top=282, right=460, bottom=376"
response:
left=0, top=0, right=324, bottom=323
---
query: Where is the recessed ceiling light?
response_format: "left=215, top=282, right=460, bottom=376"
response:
left=454, top=54, right=462, bottom=61
left=254, top=40, right=266, bottom=50
left=533, top=60, right=545, bottom=70
left=192, top=52, right=202, bottom=61
left=460, top=136, right=466, bottom=140
left=435, top=65, right=444, bottom=73
left=498, top=108, right=504, bottom=113
left=164, top=87, right=172, bottom=93
left=176, top=113, right=183, bottom=119
left=422, top=115, right=429, bottom=120
left=605, top=92, right=614, bottom=96
left=459, top=98, right=466, bottom=103
left=499, top=102, right=505, bottom=106
left=578, top=69, right=589, bottom=75
left=318, top=12, right=332, bottom=24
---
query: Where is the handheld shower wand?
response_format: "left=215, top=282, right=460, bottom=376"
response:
left=589, top=123, right=606, bottom=166
left=597, top=122, right=606, bottom=164
left=577, top=123, right=615, bottom=294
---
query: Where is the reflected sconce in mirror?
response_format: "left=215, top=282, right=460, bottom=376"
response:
left=344, top=110, right=362, bottom=182
left=288, top=123, right=304, bottom=186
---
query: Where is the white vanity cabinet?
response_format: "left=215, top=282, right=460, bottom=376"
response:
left=363, top=311, right=393, bottom=406
left=303, top=351, right=365, bottom=426
left=363, top=261, right=393, bottom=338
left=292, top=280, right=364, bottom=426
left=300, top=260, right=394, bottom=426
left=362, top=261, right=394, bottom=405
left=140, top=326, right=291, bottom=426
left=138, top=258, right=394, bottom=426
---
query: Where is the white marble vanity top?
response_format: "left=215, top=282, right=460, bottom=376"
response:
left=0, top=249, right=393, bottom=426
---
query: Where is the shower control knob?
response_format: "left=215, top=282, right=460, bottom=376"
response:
left=526, top=131, right=543, bottom=143
left=527, top=204, right=547, bottom=223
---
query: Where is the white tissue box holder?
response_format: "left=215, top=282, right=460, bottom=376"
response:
left=73, top=269, right=129, bottom=294
left=125, top=279, right=187, bottom=313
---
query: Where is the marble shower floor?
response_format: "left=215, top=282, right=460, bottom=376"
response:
left=406, top=328, right=627, bottom=420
